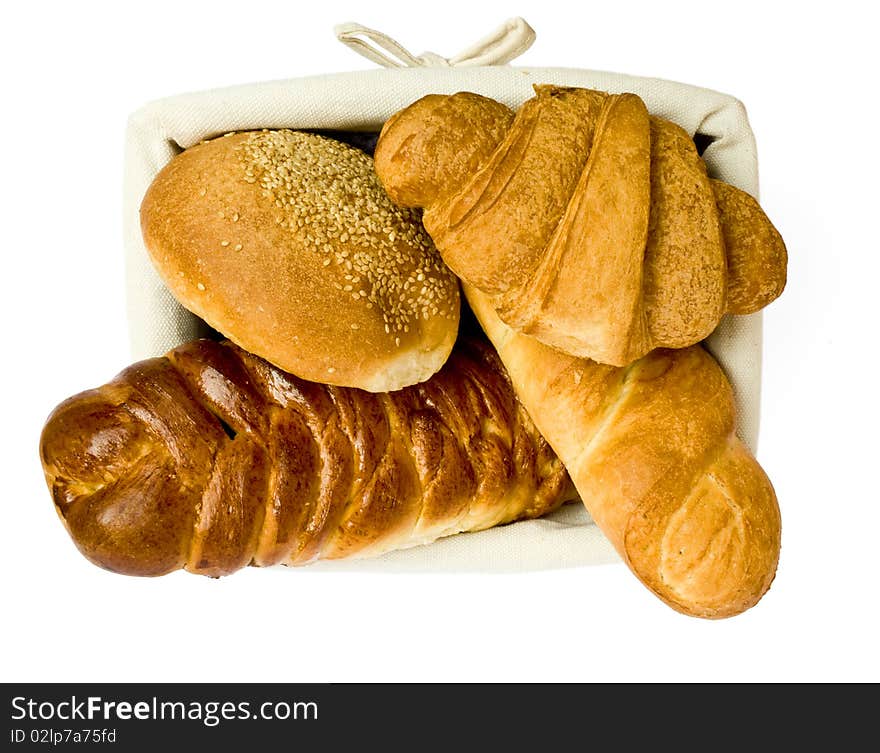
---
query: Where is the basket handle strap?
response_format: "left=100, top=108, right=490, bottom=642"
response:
left=334, top=17, right=535, bottom=68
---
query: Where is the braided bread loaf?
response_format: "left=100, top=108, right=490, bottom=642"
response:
left=375, top=86, right=787, bottom=366
left=39, top=336, right=573, bottom=577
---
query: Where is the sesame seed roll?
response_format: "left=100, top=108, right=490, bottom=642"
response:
left=140, top=130, right=460, bottom=391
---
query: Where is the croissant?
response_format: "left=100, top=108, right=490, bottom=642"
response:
left=466, top=286, right=781, bottom=618
left=38, top=336, right=573, bottom=577
left=375, top=86, right=788, bottom=366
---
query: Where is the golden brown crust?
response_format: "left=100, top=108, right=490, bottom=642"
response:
left=501, top=93, right=652, bottom=364
left=641, top=117, right=727, bottom=348
left=416, top=87, right=608, bottom=300
left=466, top=286, right=780, bottom=618
left=39, top=336, right=575, bottom=577
left=375, top=93, right=514, bottom=208
left=712, top=180, right=788, bottom=314
left=375, top=86, right=788, bottom=366
left=140, top=130, right=460, bottom=392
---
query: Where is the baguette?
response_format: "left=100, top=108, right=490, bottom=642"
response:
left=467, top=286, right=781, bottom=618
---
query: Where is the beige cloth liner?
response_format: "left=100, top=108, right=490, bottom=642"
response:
left=122, top=19, right=764, bottom=571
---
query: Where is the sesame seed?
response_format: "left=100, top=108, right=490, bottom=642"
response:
left=197, top=282, right=206, bottom=291
left=220, top=240, right=229, bottom=247
left=234, top=129, right=457, bottom=333
left=234, top=244, right=242, bottom=251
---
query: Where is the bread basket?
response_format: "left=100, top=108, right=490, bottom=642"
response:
left=122, top=18, right=765, bottom=571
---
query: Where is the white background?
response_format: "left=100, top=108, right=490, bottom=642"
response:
left=2, top=1, right=877, bottom=682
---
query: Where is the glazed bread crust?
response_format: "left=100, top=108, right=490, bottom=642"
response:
left=39, top=337, right=574, bottom=577
left=141, top=130, right=460, bottom=392
left=375, top=86, right=787, bottom=366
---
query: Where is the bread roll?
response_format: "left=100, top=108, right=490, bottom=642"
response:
left=39, top=336, right=573, bottom=576
left=141, top=130, right=460, bottom=392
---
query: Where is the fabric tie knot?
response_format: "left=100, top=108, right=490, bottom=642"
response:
left=334, top=17, right=536, bottom=68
